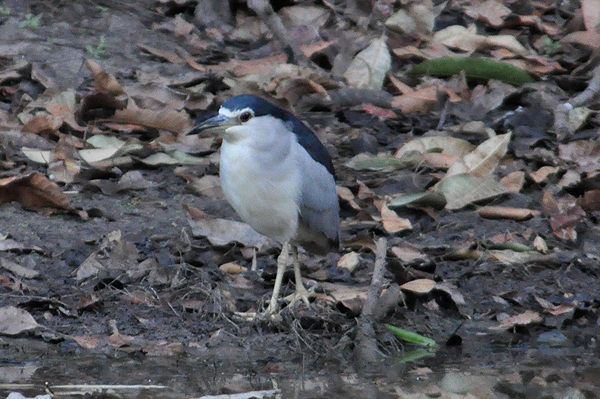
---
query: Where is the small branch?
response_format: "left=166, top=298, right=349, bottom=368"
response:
left=354, top=237, right=388, bottom=366
left=554, top=64, right=600, bottom=141
left=361, top=237, right=387, bottom=319
left=570, top=64, right=600, bottom=108
left=247, top=0, right=309, bottom=65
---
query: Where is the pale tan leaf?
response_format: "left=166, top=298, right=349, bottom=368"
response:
left=0, top=306, right=42, bottom=335
left=533, top=236, right=548, bottom=254
left=433, top=25, right=528, bottom=56
left=184, top=205, right=271, bottom=249
left=21, top=148, right=52, bottom=164
left=446, top=133, right=511, bottom=178
left=396, top=135, right=475, bottom=158
left=400, top=279, right=436, bottom=294
left=436, top=174, right=509, bottom=210
left=582, top=0, right=600, bottom=32
left=390, top=245, right=427, bottom=262
left=381, top=202, right=412, bottom=233
left=489, top=310, right=543, bottom=330
left=464, top=0, right=511, bottom=27
left=343, top=35, right=391, bottom=90
left=337, top=251, right=361, bottom=272
left=219, top=262, right=248, bottom=274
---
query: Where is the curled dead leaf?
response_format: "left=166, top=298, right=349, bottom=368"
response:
left=0, top=172, right=72, bottom=212
left=477, top=206, right=541, bottom=220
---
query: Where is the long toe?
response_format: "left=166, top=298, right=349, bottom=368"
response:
left=284, top=284, right=314, bottom=307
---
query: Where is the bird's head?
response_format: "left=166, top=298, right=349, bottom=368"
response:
left=187, top=95, right=294, bottom=143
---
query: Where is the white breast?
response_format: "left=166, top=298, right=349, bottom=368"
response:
left=219, top=118, right=301, bottom=243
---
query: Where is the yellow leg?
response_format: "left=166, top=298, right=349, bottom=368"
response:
left=291, top=245, right=311, bottom=306
left=265, top=241, right=290, bottom=315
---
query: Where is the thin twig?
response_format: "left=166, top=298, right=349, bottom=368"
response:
left=361, top=237, right=387, bottom=320
left=247, top=0, right=309, bottom=65
left=354, top=237, right=387, bottom=366
left=554, top=64, right=600, bottom=140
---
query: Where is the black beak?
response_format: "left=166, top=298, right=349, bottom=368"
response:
left=187, top=114, right=233, bottom=135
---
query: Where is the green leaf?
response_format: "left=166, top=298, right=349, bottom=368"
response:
left=385, top=324, right=438, bottom=348
left=344, top=153, right=419, bottom=171
left=408, top=57, right=535, bottom=87
left=387, top=191, right=447, bottom=210
left=397, top=349, right=437, bottom=364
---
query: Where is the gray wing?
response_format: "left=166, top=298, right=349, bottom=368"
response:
left=294, top=150, right=340, bottom=255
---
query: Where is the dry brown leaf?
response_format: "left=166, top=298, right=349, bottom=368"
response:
left=144, top=342, right=185, bottom=357
left=137, top=43, right=185, bottom=64
left=72, top=336, right=103, bottom=350
left=361, top=104, right=398, bottom=119
left=111, top=107, right=193, bottom=134
left=229, top=55, right=288, bottom=77
left=529, top=166, right=560, bottom=184
left=21, top=114, right=63, bottom=135
left=464, top=0, right=511, bottom=27
left=578, top=190, right=600, bottom=211
left=542, top=191, right=586, bottom=241
left=561, top=31, right=600, bottom=49
left=108, top=333, right=134, bottom=347
left=275, top=77, right=329, bottom=105
left=559, top=139, right=600, bottom=173
left=477, top=206, right=540, bottom=220
left=547, top=304, right=576, bottom=317
left=0, top=172, right=72, bottom=212
left=500, top=171, right=525, bottom=193
left=336, top=186, right=361, bottom=210
left=300, top=40, right=336, bottom=58
left=502, top=56, right=567, bottom=76
left=86, top=59, right=126, bottom=95
left=321, top=282, right=368, bottom=315
left=391, top=86, right=440, bottom=113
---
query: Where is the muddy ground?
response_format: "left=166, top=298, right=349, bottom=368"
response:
left=1, top=0, right=600, bottom=398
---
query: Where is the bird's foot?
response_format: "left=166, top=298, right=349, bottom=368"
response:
left=283, top=285, right=314, bottom=308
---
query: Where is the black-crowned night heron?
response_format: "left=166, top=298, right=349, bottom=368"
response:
left=188, top=95, right=340, bottom=315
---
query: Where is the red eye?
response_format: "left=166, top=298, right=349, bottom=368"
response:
left=239, top=111, right=253, bottom=122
